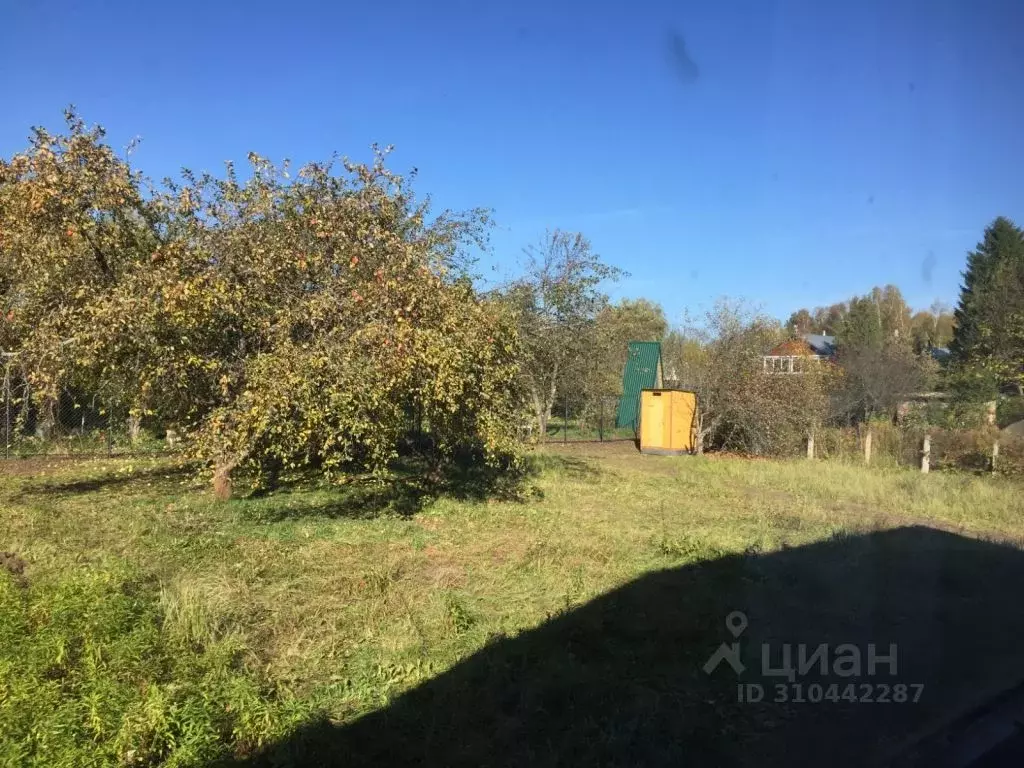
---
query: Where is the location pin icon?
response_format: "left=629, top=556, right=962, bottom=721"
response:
left=725, top=611, right=748, bottom=638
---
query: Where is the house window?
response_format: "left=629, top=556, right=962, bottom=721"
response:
left=761, top=355, right=824, bottom=374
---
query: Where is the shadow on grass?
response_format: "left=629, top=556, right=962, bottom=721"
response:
left=13, top=452, right=558, bottom=521
left=220, top=526, right=1024, bottom=767
left=236, top=455, right=547, bottom=522
left=15, top=462, right=197, bottom=497
left=529, top=452, right=604, bottom=480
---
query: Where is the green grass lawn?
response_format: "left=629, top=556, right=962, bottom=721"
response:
left=2, top=445, right=1024, bottom=766
left=543, top=415, right=637, bottom=441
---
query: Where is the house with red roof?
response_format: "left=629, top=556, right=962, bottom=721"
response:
left=762, top=334, right=836, bottom=374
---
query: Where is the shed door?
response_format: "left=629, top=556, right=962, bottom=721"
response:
left=640, top=391, right=665, bottom=449
left=670, top=392, right=695, bottom=451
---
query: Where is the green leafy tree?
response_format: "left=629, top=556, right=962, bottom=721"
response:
left=837, top=285, right=912, bottom=349
left=0, top=110, right=160, bottom=439
left=873, top=285, right=912, bottom=342
left=502, top=230, right=623, bottom=439
left=2, top=113, right=525, bottom=496
left=587, top=298, right=666, bottom=398
left=839, top=295, right=885, bottom=351
left=785, top=308, right=814, bottom=335
left=910, top=301, right=955, bottom=353
left=784, top=304, right=847, bottom=337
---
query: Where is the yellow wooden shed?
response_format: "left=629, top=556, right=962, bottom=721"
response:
left=639, top=389, right=697, bottom=455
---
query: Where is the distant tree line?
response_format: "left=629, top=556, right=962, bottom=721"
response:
left=781, top=216, right=1024, bottom=404
left=786, top=288, right=954, bottom=353
left=510, top=217, right=1023, bottom=452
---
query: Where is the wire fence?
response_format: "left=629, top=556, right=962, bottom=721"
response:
left=531, top=395, right=638, bottom=444
left=813, top=423, right=1024, bottom=476
left=3, top=353, right=1020, bottom=477
left=1, top=358, right=172, bottom=458
left=0, top=372, right=631, bottom=463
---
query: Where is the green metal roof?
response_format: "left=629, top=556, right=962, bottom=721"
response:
left=616, top=341, right=663, bottom=429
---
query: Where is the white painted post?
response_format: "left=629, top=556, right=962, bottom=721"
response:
left=985, top=401, right=997, bottom=426
left=921, top=434, right=930, bottom=474
left=992, top=440, right=999, bottom=474
left=864, top=429, right=872, bottom=465
left=806, top=431, right=815, bottom=460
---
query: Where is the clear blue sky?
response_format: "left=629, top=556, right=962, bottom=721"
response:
left=3, top=0, right=1023, bottom=322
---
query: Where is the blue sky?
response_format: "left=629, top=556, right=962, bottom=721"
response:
left=3, top=0, right=1023, bottom=323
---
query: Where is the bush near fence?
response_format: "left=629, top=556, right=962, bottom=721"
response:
left=814, top=422, right=1024, bottom=476
left=1, top=379, right=173, bottom=458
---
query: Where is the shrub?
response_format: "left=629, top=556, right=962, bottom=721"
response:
left=668, top=301, right=836, bottom=456
left=810, top=424, right=1022, bottom=477
left=930, top=428, right=998, bottom=472
left=814, top=426, right=858, bottom=461
left=995, top=433, right=1024, bottom=476
left=997, top=397, right=1024, bottom=429
left=0, top=563, right=315, bottom=766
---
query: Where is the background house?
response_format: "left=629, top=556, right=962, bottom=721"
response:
left=762, top=334, right=836, bottom=374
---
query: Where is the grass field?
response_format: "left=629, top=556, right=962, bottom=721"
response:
left=2, top=445, right=1024, bottom=766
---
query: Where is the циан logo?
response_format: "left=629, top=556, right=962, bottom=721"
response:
left=702, top=610, right=748, bottom=675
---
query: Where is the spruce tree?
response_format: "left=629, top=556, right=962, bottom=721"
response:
left=951, top=216, right=1024, bottom=360
left=950, top=216, right=1024, bottom=394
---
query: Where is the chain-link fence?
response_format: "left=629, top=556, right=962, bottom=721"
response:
left=1, top=356, right=173, bottom=458
left=529, top=395, right=638, bottom=444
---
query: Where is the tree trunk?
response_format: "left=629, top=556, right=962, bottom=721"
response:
left=35, top=396, right=58, bottom=441
left=531, top=381, right=558, bottom=443
left=696, top=411, right=722, bottom=456
left=544, top=378, right=557, bottom=440
left=213, top=456, right=239, bottom=501
left=127, top=412, right=142, bottom=444
left=532, top=391, right=549, bottom=442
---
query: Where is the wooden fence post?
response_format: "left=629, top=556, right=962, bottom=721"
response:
left=806, top=431, right=815, bottom=460
left=991, top=440, right=999, bottom=474
left=920, top=434, right=930, bottom=474
left=563, top=391, right=568, bottom=444
left=863, top=429, right=872, bottom=465
left=3, top=359, right=9, bottom=460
